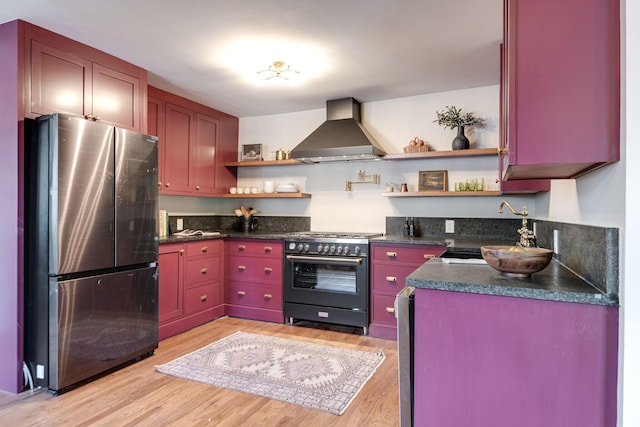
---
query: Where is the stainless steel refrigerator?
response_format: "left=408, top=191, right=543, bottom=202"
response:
left=24, top=113, right=159, bottom=392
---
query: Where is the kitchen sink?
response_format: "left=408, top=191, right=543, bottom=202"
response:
left=440, top=250, right=484, bottom=259
left=480, top=245, right=553, bottom=277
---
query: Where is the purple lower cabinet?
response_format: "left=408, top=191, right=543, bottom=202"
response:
left=413, top=289, right=618, bottom=427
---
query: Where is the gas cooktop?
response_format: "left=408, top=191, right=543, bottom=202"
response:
left=286, top=231, right=383, bottom=239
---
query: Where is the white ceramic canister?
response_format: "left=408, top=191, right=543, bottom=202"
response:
left=263, top=181, right=275, bottom=193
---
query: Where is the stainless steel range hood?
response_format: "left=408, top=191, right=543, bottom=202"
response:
left=290, top=98, right=386, bottom=162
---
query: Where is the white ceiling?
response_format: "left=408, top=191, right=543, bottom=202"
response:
left=1, top=0, right=503, bottom=118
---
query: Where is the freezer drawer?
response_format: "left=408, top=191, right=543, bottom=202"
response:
left=46, top=266, right=158, bottom=391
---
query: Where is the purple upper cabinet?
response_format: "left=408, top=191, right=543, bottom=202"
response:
left=502, top=0, right=620, bottom=180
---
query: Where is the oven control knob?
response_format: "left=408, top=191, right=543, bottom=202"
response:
left=288, top=242, right=297, bottom=250
left=317, top=244, right=323, bottom=253
left=323, top=245, right=329, bottom=253
left=343, top=246, right=350, bottom=254
left=303, top=244, right=310, bottom=252
left=336, top=246, right=343, bottom=254
left=354, top=246, right=361, bottom=254
left=297, top=244, right=304, bottom=252
left=329, top=245, right=336, bottom=254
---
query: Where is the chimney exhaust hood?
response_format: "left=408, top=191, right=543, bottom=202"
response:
left=290, top=98, right=386, bottom=162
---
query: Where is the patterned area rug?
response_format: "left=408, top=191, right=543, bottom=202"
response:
left=155, top=331, right=385, bottom=415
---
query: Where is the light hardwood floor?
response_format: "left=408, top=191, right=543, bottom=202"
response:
left=0, top=317, right=399, bottom=426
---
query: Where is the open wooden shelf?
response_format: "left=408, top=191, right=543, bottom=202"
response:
left=225, top=148, right=498, bottom=166
left=382, top=147, right=498, bottom=161
left=224, top=159, right=304, bottom=167
left=381, top=190, right=501, bottom=197
left=222, top=192, right=311, bottom=199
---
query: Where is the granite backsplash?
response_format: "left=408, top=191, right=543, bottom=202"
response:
left=165, top=214, right=618, bottom=301
left=534, top=220, right=619, bottom=297
left=385, top=217, right=524, bottom=242
left=167, top=215, right=310, bottom=235
left=385, top=216, right=619, bottom=301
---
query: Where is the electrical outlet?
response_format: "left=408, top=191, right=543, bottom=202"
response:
left=553, top=229, right=559, bottom=254
left=176, top=218, right=184, bottom=231
left=445, top=220, right=455, bottom=234
left=36, top=364, right=44, bottom=379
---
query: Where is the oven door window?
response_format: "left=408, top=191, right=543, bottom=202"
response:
left=293, top=263, right=357, bottom=294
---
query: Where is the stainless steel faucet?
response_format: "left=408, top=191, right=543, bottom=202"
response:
left=498, top=200, right=536, bottom=247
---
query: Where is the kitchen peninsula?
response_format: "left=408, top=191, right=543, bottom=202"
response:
left=407, top=258, right=618, bottom=427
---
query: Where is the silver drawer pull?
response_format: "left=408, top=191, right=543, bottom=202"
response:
left=264, top=294, right=272, bottom=299
left=264, top=267, right=272, bottom=273
left=237, top=291, right=246, bottom=296
left=238, top=265, right=246, bottom=271
left=386, top=307, right=395, bottom=313
left=386, top=251, right=397, bottom=257
left=264, top=246, right=272, bottom=252
left=424, top=254, right=435, bottom=259
left=386, top=276, right=397, bottom=282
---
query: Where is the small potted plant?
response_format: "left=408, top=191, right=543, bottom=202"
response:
left=434, top=106, right=485, bottom=150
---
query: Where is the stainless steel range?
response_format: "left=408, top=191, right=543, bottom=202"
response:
left=283, top=232, right=382, bottom=334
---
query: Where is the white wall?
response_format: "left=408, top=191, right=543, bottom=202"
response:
left=622, top=0, right=638, bottom=424
left=233, top=85, right=532, bottom=232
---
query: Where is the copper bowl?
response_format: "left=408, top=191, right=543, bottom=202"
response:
left=480, top=245, right=553, bottom=277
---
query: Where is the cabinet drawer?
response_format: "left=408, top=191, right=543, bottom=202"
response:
left=371, top=294, right=398, bottom=327
left=186, top=240, right=222, bottom=258
left=228, top=239, right=282, bottom=257
left=371, top=264, right=418, bottom=295
left=184, top=282, right=219, bottom=315
left=159, top=242, right=185, bottom=255
left=226, top=282, right=282, bottom=310
left=227, top=255, right=282, bottom=284
left=185, top=256, right=220, bottom=287
left=372, top=244, right=445, bottom=264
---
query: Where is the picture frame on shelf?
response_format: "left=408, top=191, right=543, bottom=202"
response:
left=418, top=170, right=448, bottom=191
left=241, top=144, right=262, bottom=161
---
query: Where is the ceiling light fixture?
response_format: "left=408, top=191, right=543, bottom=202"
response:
left=256, top=61, right=300, bottom=80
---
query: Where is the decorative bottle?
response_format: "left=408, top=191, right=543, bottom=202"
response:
left=403, top=217, right=410, bottom=237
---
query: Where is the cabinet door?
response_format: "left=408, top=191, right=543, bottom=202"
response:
left=92, top=63, right=141, bottom=131
left=158, top=245, right=184, bottom=323
left=503, top=0, right=619, bottom=180
left=192, top=113, right=219, bottom=195
left=162, top=102, right=193, bottom=194
left=148, top=95, right=164, bottom=191
left=30, top=40, right=91, bottom=118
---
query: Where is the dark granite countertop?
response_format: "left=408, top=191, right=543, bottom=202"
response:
left=371, top=235, right=516, bottom=252
left=159, top=232, right=289, bottom=244
left=159, top=231, right=617, bottom=307
left=406, top=258, right=617, bottom=307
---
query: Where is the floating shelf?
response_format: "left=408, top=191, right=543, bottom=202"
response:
left=382, top=191, right=501, bottom=197
left=224, top=159, right=304, bottom=167
left=225, top=148, right=498, bottom=166
left=382, top=147, right=498, bottom=161
left=222, top=192, right=311, bottom=199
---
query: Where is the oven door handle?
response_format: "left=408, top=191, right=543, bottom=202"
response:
left=286, top=255, right=363, bottom=265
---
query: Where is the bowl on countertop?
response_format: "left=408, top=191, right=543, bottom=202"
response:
left=480, top=245, right=553, bottom=277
